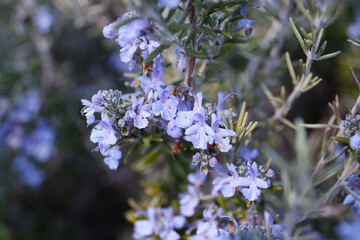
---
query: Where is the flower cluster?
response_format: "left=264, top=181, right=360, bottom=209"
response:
left=133, top=207, right=185, bottom=240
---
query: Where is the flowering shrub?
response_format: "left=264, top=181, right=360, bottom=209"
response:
left=80, top=0, right=360, bottom=239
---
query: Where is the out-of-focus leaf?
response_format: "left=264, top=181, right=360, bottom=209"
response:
left=144, top=42, right=172, bottom=64
left=184, top=47, right=208, bottom=59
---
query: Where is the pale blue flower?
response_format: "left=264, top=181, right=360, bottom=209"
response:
left=10, top=89, right=41, bottom=123
left=237, top=162, right=269, bottom=201
left=336, top=220, right=360, bottom=240
left=101, top=146, right=121, bottom=170
left=179, top=171, right=206, bottom=217
left=116, top=17, right=150, bottom=47
left=127, top=97, right=151, bottom=129
left=350, top=134, right=360, bottom=151
left=119, top=39, right=141, bottom=64
left=264, top=210, right=284, bottom=240
left=81, top=91, right=106, bottom=125
left=152, top=86, right=179, bottom=121
left=133, top=207, right=184, bottom=240
left=176, top=92, right=204, bottom=128
left=152, top=54, right=166, bottom=82
left=103, top=19, right=121, bottom=39
left=343, top=174, right=360, bottom=216
left=24, top=121, right=55, bottom=162
left=133, top=207, right=156, bottom=239
left=159, top=0, right=180, bottom=9
left=189, top=209, right=219, bottom=240
left=160, top=207, right=185, bottom=240
left=140, top=36, right=160, bottom=58
left=237, top=19, right=255, bottom=37
left=33, top=6, right=54, bottom=34
left=211, top=114, right=236, bottom=152
left=90, top=113, right=117, bottom=146
left=139, top=75, right=166, bottom=94
left=216, top=91, right=240, bottom=118
left=184, top=113, right=215, bottom=150
left=13, top=155, right=45, bottom=188
left=212, top=163, right=241, bottom=198
left=239, top=144, right=259, bottom=162
left=167, top=119, right=183, bottom=138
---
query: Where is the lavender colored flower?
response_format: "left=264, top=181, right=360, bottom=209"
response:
left=211, top=114, right=236, bottom=152
left=133, top=207, right=185, bottom=240
left=140, top=36, right=160, bottom=59
left=212, top=163, right=241, bottom=198
left=13, top=155, right=45, bottom=188
left=81, top=91, right=106, bottom=125
left=32, top=6, right=54, bottom=34
left=239, top=144, right=259, bottom=162
left=159, top=0, right=180, bottom=9
left=184, top=113, right=215, bottom=150
left=90, top=113, right=118, bottom=146
left=4, top=124, right=24, bottom=150
left=103, top=18, right=121, bottom=39
left=167, top=119, right=183, bottom=138
left=237, top=19, right=255, bottom=37
left=101, top=146, right=121, bottom=170
left=139, top=75, right=166, bottom=94
left=237, top=162, right=269, bottom=201
left=10, top=89, right=41, bottom=123
left=176, top=92, right=204, bottom=128
left=336, top=220, right=360, bottom=240
left=350, top=134, right=360, bottom=151
left=189, top=209, right=219, bottom=240
left=347, top=16, right=360, bottom=39
left=152, top=54, right=166, bottom=83
left=24, top=121, right=55, bottom=162
left=133, top=207, right=156, bottom=239
left=264, top=210, right=284, bottom=240
left=216, top=91, right=240, bottom=118
left=127, top=97, right=151, bottom=129
left=116, top=18, right=150, bottom=47
left=343, top=174, right=360, bottom=216
left=160, top=207, right=186, bottom=240
left=152, top=86, right=179, bottom=121
left=179, top=171, right=206, bottom=217
left=119, top=39, right=141, bottom=64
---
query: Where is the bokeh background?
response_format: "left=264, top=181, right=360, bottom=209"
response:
left=0, top=0, right=360, bottom=239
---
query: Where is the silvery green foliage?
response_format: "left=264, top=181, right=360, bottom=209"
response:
left=80, top=0, right=360, bottom=239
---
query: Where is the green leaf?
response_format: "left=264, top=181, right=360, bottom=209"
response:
left=331, top=136, right=349, bottom=145
left=315, top=51, right=341, bottom=61
left=144, top=42, right=172, bottom=64
left=214, top=29, right=232, bottom=39
left=289, top=17, right=307, bottom=54
left=184, top=47, right=208, bottom=59
left=168, top=22, right=190, bottom=32
left=197, top=26, right=217, bottom=37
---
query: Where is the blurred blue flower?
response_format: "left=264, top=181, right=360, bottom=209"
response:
left=212, top=163, right=241, bottom=198
left=343, top=174, right=360, bottom=216
left=350, top=134, right=360, bottom=151
left=32, top=6, right=54, bottom=34
left=13, top=155, right=45, bottom=188
left=139, top=36, right=160, bottom=59
left=184, top=113, right=215, bottom=150
left=159, top=0, right=180, bottom=9
left=336, top=220, right=360, bottom=240
left=24, top=121, right=55, bottom=162
left=101, top=146, right=121, bottom=170
left=239, top=144, right=259, bottom=162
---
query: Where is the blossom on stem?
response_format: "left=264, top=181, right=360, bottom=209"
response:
left=239, top=144, right=259, bottom=162
left=90, top=113, right=117, bottom=146
left=152, top=86, right=179, bottom=121
left=343, top=174, right=360, bottom=216
left=126, top=97, right=151, bottom=129
left=81, top=91, right=106, bottom=125
left=236, top=162, right=269, bottom=201
left=211, top=114, right=236, bottom=152
left=184, top=113, right=215, bottom=150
